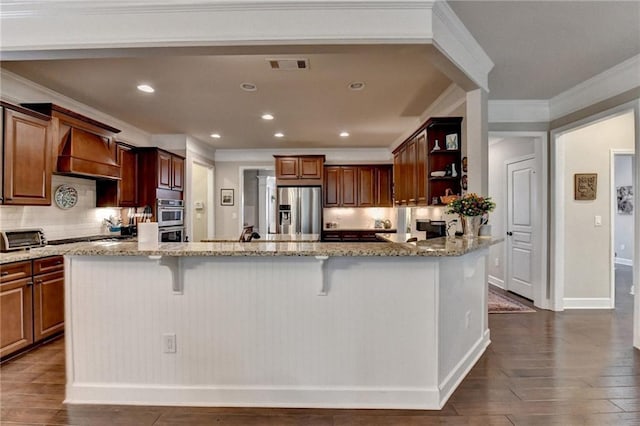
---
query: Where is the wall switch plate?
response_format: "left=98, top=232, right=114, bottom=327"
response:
left=594, top=215, right=602, bottom=226
left=163, top=333, right=177, bottom=353
left=465, top=311, right=471, bottom=329
left=494, top=257, right=500, bottom=267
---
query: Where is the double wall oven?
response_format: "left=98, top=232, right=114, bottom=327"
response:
left=157, top=199, right=185, bottom=242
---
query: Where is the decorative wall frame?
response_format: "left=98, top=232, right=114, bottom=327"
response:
left=617, top=185, right=633, bottom=214
left=574, top=173, right=597, bottom=200
left=220, top=188, right=234, bottom=206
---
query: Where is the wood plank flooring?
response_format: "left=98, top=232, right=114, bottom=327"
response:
left=1, top=265, right=638, bottom=425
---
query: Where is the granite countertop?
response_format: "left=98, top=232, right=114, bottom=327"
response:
left=323, top=228, right=397, bottom=232
left=0, top=237, right=501, bottom=262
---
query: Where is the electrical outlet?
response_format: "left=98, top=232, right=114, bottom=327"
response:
left=494, top=257, right=500, bottom=267
left=163, top=333, right=177, bottom=353
left=465, top=311, right=471, bottom=329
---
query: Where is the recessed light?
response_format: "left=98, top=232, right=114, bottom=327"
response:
left=274, top=132, right=284, bottom=138
left=348, top=81, right=365, bottom=91
left=340, top=131, right=350, bottom=137
left=261, top=113, right=274, bottom=120
left=240, top=82, right=257, bottom=92
left=210, top=133, right=221, bottom=139
left=137, top=84, right=155, bottom=93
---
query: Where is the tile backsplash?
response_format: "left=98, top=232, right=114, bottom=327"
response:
left=0, top=175, right=121, bottom=240
left=323, top=207, right=396, bottom=230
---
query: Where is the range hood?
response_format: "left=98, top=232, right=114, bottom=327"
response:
left=22, top=103, right=121, bottom=180
left=57, top=127, right=121, bottom=180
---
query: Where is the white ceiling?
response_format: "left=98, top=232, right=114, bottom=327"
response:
left=2, top=1, right=639, bottom=149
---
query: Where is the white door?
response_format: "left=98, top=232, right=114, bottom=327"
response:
left=506, top=157, right=536, bottom=300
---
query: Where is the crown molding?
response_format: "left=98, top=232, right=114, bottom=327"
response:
left=431, top=1, right=494, bottom=92
left=488, top=100, right=550, bottom=124
left=0, top=0, right=433, bottom=18
left=549, top=54, right=640, bottom=120
left=214, top=148, right=392, bottom=163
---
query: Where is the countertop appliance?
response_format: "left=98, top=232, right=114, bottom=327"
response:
left=158, top=226, right=185, bottom=243
left=0, top=228, right=47, bottom=252
left=415, top=219, right=446, bottom=239
left=277, top=186, right=321, bottom=235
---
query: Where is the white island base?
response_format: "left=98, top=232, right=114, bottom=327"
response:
left=65, top=250, right=489, bottom=410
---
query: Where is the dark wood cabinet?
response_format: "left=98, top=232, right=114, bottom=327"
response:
left=325, top=164, right=392, bottom=207
left=323, top=166, right=357, bottom=207
left=0, top=261, right=34, bottom=358
left=1, top=256, right=64, bottom=360
left=171, top=155, right=184, bottom=191
left=274, top=155, right=324, bottom=185
left=393, top=117, right=462, bottom=206
left=321, top=229, right=396, bottom=242
left=33, top=257, right=64, bottom=342
left=1, top=104, right=55, bottom=205
left=158, top=151, right=172, bottom=189
left=96, top=143, right=138, bottom=207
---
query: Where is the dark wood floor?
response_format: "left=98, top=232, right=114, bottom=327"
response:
left=1, top=266, right=638, bottom=425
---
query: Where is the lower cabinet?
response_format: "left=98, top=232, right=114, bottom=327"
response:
left=0, top=256, right=64, bottom=359
left=321, top=230, right=396, bottom=242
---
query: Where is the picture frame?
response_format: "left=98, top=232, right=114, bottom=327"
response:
left=445, top=133, right=459, bottom=150
left=220, top=188, right=234, bottom=206
left=617, top=185, right=633, bottom=215
left=574, top=173, right=597, bottom=200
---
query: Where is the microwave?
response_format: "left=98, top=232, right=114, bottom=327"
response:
left=159, top=226, right=184, bottom=243
left=157, top=199, right=184, bottom=227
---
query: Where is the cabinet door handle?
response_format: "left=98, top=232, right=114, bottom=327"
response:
left=55, top=260, right=63, bottom=265
left=35, top=279, right=43, bottom=284
left=1, top=271, right=9, bottom=276
left=27, top=281, right=34, bottom=286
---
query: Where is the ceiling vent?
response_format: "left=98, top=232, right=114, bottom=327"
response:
left=267, top=58, right=309, bottom=70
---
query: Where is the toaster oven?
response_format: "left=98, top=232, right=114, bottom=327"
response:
left=0, top=228, right=47, bottom=252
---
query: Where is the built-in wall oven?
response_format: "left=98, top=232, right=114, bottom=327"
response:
left=158, top=226, right=185, bottom=243
left=157, top=199, right=184, bottom=227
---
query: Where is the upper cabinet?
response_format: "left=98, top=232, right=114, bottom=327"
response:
left=393, top=117, right=462, bottom=206
left=324, top=164, right=392, bottom=208
left=135, top=148, right=185, bottom=210
left=96, top=143, right=138, bottom=207
left=1, top=102, right=56, bottom=205
left=274, top=155, right=324, bottom=185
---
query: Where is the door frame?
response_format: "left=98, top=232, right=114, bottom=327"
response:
left=504, top=154, right=537, bottom=302
left=551, top=102, right=638, bottom=313
left=489, top=131, right=549, bottom=309
left=610, top=149, right=635, bottom=307
left=190, top=160, right=215, bottom=240
left=238, top=165, right=275, bottom=236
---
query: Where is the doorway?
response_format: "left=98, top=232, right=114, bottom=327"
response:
left=611, top=150, right=635, bottom=307
left=488, top=133, right=547, bottom=308
left=191, top=162, right=214, bottom=242
left=239, top=167, right=275, bottom=237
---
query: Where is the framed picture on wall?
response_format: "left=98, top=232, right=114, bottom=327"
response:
left=574, top=173, right=597, bottom=200
left=617, top=185, right=633, bottom=214
left=221, top=188, right=234, bottom=206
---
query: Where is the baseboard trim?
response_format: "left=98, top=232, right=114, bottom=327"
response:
left=615, top=258, right=633, bottom=267
left=563, top=297, right=613, bottom=309
left=65, top=383, right=441, bottom=410
left=438, top=329, right=491, bottom=408
left=488, top=275, right=505, bottom=289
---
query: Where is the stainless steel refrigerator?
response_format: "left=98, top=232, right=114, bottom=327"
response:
left=276, top=186, right=322, bottom=234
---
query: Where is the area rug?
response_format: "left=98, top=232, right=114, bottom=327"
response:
left=488, top=288, right=536, bottom=313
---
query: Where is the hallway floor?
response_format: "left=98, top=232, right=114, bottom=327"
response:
left=1, top=268, right=638, bottom=425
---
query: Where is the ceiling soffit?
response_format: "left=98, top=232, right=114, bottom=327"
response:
left=0, top=1, right=492, bottom=92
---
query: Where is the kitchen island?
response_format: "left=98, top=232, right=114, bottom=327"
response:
left=47, top=237, right=497, bottom=410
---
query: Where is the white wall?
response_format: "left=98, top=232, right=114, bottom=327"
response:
left=0, top=175, right=120, bottom=240
left=191, top=163, right=209, bottom=242
left=487, top=137, right=536, bottom=286
left=561, top=111, right=635, bottom=300
left=614, top=155, right=635, bottom=265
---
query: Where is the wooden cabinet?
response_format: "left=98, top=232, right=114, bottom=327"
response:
left=97, top=143, right=138, bottom=207
left=324, top=166, right=357, bottom=207
left=393, top=117, right=462, bottom=206
left=171, top=155, right=184, bottom=191
left=321, top=229, right=396, bottom=242
left=32, top=257, right=64, bottom=342
left=1, top=256, right=64, bottom=360
left=136, top=148, right=185, bottom=210
left=326, top=164, right=392, bottom=207
left=152, top=150, right=184, bottom=191
left=0, top=261, right=33, bottom=358
left=1, top=103, right=55, bottom=205
left=274, top=155, right=324, bottom=185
